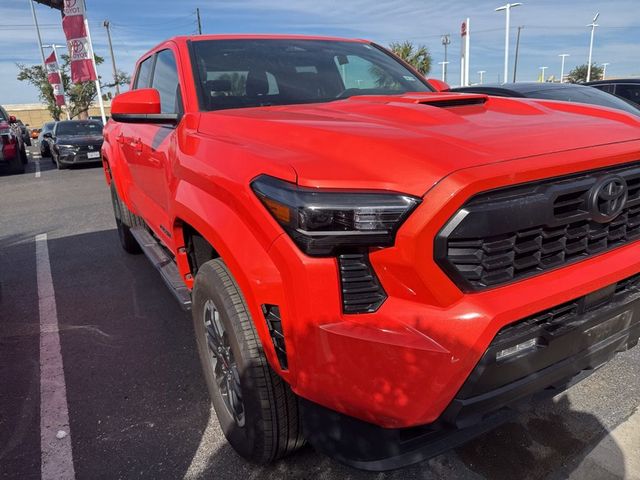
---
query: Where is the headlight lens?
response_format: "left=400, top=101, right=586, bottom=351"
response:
left=58, top=144, right=76, bottom=152
left=251, top=175, right=420, bottom=256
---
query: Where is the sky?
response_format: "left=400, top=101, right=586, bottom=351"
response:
left=1, top=0, right=639, bottom=104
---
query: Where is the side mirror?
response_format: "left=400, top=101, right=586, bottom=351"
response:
left=427, top=78, right=451, bottom=92
left=111, top=88, right=179, bottom=125
left=8, top=115, right=17, bottom=124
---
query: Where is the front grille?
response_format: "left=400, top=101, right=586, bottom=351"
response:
left=436, top=161, right=640, bottom=291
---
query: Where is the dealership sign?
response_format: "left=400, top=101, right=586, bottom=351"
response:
left=44, top=51, right=66, bottom=106
left=61, top=0, right=97, bottom=83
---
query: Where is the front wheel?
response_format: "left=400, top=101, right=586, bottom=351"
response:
left=109, top=181, right=143, bottom=254
left=192, top=259, right=305, bottom=464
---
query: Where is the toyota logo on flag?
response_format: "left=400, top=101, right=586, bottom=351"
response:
left=63, top=0, right=85, bottom=16
left=70, top=40, right=85, bottom=55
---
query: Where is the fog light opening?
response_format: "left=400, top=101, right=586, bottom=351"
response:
left=496, top=338, right=539, bottom=361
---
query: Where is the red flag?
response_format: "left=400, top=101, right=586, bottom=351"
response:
left=45, top=51, right=66, bottom=106
left=61, top=0, right=97, bottom=83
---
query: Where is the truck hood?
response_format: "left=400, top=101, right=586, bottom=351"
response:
left=199, top=93, right=640, bottom=196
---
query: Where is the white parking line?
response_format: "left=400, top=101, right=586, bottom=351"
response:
left=35, top=160, right=41, bottom=178
left=36, top=234, right=76, bottom=480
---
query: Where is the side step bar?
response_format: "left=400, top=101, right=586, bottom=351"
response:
left=130, top=226, right=192, bottom=311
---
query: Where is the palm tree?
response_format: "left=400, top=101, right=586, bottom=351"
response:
left=389, top=41, right=432, bottom=76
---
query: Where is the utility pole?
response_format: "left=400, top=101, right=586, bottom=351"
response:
left=478, top=70, right=486, bottom=84
left=586, top=12, right=600, bottom=82
left=539, top=66, right=548, bottom=82
left=196, top=7, right=202, bottom=34
left=28, top=0, right=46, bottom=66
left=602, top=62, right=610, bottom=80
left=512, top=26, right=522, bottom=82
left=559, top=54, right=570, bottom=83
left=495, top=3, right=522, bottom=85
left=441, top=34, right=450, bottom=83
left=103, top=20, right=120, bottom=95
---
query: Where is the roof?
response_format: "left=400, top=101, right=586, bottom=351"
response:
left=586, top=79, right=640, bottom=85
left=170, top=34, right=367, bottom=43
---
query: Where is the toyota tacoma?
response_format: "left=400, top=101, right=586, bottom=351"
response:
left=102, top=35, right=640, bottom=470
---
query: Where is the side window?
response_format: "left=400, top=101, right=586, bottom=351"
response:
left=134, top=56, right=154, bottom=89
left=616, top=84, right=640, bottom=105
left=592, top=84, right=614, bottom=94
left=151, top=49, right=181, bottom=114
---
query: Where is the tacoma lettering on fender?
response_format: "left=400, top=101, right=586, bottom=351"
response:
left=102, top=35, right=640, bottom=471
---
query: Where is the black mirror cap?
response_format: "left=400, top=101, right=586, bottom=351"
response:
left=111, top=113, right=181, bottom=126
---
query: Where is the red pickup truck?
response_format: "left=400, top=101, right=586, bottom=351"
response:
left=103, top=35, right=640, bottom=470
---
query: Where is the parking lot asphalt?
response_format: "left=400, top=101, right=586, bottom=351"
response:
left=1, top=146, right=639, bottom=480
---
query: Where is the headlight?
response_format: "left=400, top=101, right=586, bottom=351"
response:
left=251, top=175, right=420, bottom=256
left=58, top=144, right=76, bottom=152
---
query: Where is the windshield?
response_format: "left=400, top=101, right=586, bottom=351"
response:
left=191, top=39, right=432, bottom=111
left=529, top=87, right=640, bottom=117
left=55, top=121, right=103, bottom=136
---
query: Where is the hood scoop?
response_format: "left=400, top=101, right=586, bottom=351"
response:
left=348, top=92, right=488, bottom=109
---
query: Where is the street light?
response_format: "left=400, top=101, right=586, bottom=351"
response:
left=441, top=34, right=451, bottom=83
left=495, top=3, right=523, bottom=85
left=539, top=66, right=548, bottom=82
left=602, top=62, right=610, bottom=80
left=559, top=54, right=570, bottom=83
left=478, top=70, right=486, bottom=84
left=438, top=61, right=450, bottom=82
left=587, top=12, right=600, bottom=82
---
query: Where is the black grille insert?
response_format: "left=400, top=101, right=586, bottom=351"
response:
left=262, top=304, right=288, bottom=370
left=436, top=161, right=640, bottom=291
left=338, top=253, right=387, bottom=313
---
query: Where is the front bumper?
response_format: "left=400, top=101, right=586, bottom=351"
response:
left=301, top=275, right=640, bottom=470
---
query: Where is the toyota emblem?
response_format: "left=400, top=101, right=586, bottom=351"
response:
left=588, top=175, right=628, bottom=223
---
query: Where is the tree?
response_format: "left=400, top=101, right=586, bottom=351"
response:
left=16, top=54, right=129, bottom=120
left=566, top=63, right=604, bottom=84
left=389, top=41, right=432, bottom=76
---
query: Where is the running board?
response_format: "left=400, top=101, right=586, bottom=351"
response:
left=130, top=226, right=192, bottom=311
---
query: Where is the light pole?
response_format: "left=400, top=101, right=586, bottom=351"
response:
left=441, top=34, right=451, bottom=83
left=587, top=12, right=600, bottom=82
left=438, top=61, right=449, bottom=82
left=478, top=70, right=486, bottom=84
left=602, top=62, right=610, bottom=80
left=539, top=66, right=548, bottom=82
left=559, top=54, right=570, bottom=83
left=495, top=3, right=522, bottom=85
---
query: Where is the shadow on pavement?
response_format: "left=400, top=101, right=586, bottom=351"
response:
left=0, top=228, right=628, bottom=480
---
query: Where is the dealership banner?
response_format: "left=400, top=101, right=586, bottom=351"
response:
left=45, top=51, right=66, bottom=106
left=61, top=0, right=97, bottom=83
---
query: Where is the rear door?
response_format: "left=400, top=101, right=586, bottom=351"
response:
left=128, top=48, right=182, bottom=248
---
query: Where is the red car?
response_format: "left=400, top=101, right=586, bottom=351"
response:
left=0, top=105, right=28, bottom=174
left=103, top=35, right=640, bottom=470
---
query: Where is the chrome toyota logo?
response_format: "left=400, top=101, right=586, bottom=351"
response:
left=588, top=175, right=628, bottom=223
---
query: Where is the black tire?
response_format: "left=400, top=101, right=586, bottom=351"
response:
left=109, top=181, right=143, bottom=254
left=192, top=259, right=305, bottom=464
left=20, top=146, right=28, bottom=164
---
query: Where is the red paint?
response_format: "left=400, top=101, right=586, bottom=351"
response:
left=103, top=35, right=640, bottom=429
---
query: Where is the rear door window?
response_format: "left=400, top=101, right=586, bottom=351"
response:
left=134, top=56, right=154, bottom=89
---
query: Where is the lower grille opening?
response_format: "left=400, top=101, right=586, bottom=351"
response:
left=261, top=304, right=288, bottom=370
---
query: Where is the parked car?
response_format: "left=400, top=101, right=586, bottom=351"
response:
left=46, top=119, right=103, bottom=169
left=15, top=120, right=32, bottom=147
left=586, top=78, right=640, bottom=106
left=38, top=122, right=56, bottom=156
left=0, top=104, right=28, bottom=173
left=451, top=82, right=640, bottom=117
left=103, top=35, right=640, bottom=471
